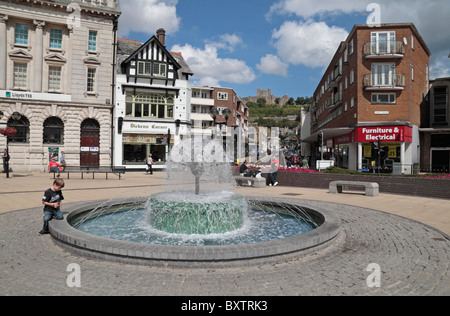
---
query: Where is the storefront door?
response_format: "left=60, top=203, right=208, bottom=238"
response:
left=80, top=119, right=100, bottom=168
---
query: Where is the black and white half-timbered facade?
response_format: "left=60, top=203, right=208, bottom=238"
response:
left=114, top=29, right=193, bottom=170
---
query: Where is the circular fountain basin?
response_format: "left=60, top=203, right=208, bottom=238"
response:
left=49, top=197, right=341, bottom=268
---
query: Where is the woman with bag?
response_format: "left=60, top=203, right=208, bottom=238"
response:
left=146, top=153, right=153, bottom=175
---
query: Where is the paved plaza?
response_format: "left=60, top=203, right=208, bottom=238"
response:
left=0, top=172, right=449, bottom=296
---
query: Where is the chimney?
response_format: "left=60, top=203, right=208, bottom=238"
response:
left=156, top=28, right=166, bottom=47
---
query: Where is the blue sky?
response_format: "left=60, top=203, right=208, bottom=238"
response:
left=118, top=0, right=450, bottom=99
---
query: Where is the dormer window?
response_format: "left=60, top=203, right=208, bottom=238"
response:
left=153, top=63, right=166, bottom=77
left=137, top=61, right=151, bottom=75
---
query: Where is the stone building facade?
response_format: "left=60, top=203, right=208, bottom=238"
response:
left=0, top=0, right=120, bottom=172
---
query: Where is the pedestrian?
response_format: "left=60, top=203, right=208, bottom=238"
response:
left=39, top=178, right=65, bottom=235
left=268, top=154, right=279, bottom=187
left=48, top=157, right=61, bottom=177
left=146, top=153, right=153, bottom=175
left=1, top=149, right=9, bottom=173
left=301, top=156, right=309, bottom=170
left=60, top=151, right=66, bottom=172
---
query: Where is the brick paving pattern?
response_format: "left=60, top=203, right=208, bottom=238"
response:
left=1, top=200, right=448, bottom=296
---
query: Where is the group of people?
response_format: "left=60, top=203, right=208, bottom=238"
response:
left=48, top=151, right=66, bottom=177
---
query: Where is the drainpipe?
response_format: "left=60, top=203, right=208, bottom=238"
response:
left=110, top=18, right=118, bottom=170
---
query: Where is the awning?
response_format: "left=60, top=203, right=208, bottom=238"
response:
left=302, top=128, right=355, bottom=143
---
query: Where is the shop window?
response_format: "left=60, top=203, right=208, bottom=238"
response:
left=43, top=117, right=64, bottom=144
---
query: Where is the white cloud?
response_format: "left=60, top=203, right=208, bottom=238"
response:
left=430, top=56, right=450, bottom=79
left=205, top=33, right=243, bottom=52
left=272, top=21, right=348, bottom=68
left=118, top=0, right=180, bottom=37
left=268, top=0, right=450, bottom=76
left=267, top=0, right=365, bottom=20
left=170, top=43, right=256, bottom=87
left=256, top=54, right=289, bottom=77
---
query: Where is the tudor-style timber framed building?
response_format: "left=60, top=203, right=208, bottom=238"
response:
left=0, top=0, right=120, bottom=172
left=114, top=29, right=193, bottom=170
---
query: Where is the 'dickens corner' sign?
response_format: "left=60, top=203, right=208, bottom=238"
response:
left=124, top=122, right=170, bottom=133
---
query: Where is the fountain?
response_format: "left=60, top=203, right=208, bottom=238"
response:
left=49, top=137, right=341, bottom=268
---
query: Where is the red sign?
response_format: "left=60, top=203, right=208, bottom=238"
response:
left=356, top=126, right=412, bottom=143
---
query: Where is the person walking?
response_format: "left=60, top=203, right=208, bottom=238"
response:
left=1, top=149, right=9, bottom=174
left=146, top=153, right=154, bottom=175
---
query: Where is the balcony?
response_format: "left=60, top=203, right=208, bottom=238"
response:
left=363, top=74, right=405, bottom=90
left=363, top=41, right=405, bottom=59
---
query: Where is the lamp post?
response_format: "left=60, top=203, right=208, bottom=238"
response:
left=210, top=108, right=231, bottom=151
left=0, top=111, right=21, bottom=178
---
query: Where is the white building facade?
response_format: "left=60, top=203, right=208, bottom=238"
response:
left=114, top=31, right=193, bottom=170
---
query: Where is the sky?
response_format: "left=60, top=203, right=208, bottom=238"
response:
left=117, top=0, right=450, bottom=99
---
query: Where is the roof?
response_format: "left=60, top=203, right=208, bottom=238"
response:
left=117, top=37, right=193, bottom=78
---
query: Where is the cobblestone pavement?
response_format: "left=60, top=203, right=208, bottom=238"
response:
left=1, top=200, right=449, bottom=296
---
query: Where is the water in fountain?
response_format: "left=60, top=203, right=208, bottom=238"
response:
left=73, top=137, right=320, bottom=246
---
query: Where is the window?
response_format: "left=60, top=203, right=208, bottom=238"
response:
left=217, top=92, right=228, bottom=100
left=87, top=68, right=96, bottom=92
left=348, top=39, right=354, bottom=55
left=153, top=63, right=167, bottom=77
left=137, top=62, right=152, bottom=75
left=43, top=117, right=64, bottom=144
left=371, top=63, right=395, bottom=86
left=50, top=29, right=63, bottom=50
left=433, top=87, right=448, bottom=124
left=13, top=63, right=27, bottom=88
left=88, top=31, right=97, bottom=51
left=8, top=116, right=30, bottom=143
left=371, top=93, right=396, bottom=104
left=15, top=23, right=28, bottom=45
left=48, top=66, right=61, bottom=91
left=350, top=69, right=354, bottom=84
left=370, top=31, right=395, bottom=54
left=125, top=92, right=175, bottom=119
left=351, top=97, right=355, bottom=108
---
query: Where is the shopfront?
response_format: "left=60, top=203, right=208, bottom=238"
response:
left=322, top=125, right=414, bottom=173
left=356, top=126, right=413, bottom=173
left=118, top=121, right=175, bottom=169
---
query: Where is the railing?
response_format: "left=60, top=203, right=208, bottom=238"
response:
left=363, top=74, right=405, bottom=89
left=363, top=41, right=405, bottom=58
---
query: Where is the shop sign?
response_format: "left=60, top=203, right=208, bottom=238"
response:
left=123, top=121, right=171, bottom=134
left=356, top=126, right=412, bottom=143
left=1, top=90, right=71, bottom=102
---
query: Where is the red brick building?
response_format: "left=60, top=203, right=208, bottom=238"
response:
left=307, top=23, right=431, bottom=173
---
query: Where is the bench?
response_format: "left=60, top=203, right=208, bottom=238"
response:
left=234, top=176, right=266, bottom=188
left=52, top=166, right=126, bottom=180
left=329, top=181, right=379, bottom=197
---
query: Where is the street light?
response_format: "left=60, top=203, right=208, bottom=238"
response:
left=210, top=108, right=231, bottom=149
